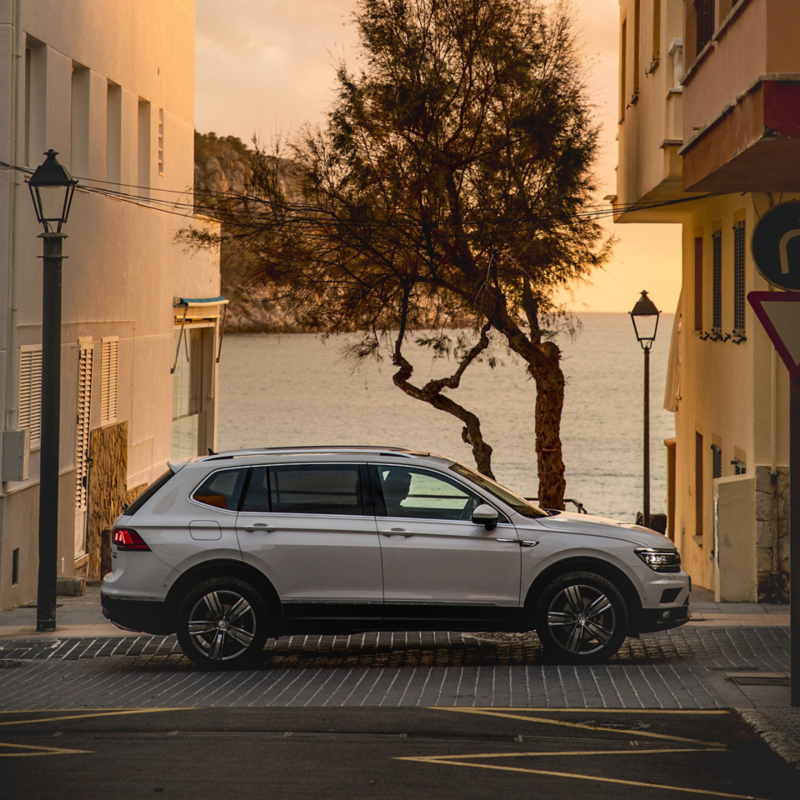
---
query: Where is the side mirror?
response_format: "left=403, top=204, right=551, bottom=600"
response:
left=472, top=503, right=499, bottom=531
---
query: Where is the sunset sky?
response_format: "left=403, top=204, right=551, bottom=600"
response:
left=195, top=0, right=682, bottom=314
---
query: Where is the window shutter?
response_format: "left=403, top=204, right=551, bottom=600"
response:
left=75, top=344, right=93, bottom=509
left=19, top=347, right=42, bottom=448
left=101, top=337, right=118, bottom=424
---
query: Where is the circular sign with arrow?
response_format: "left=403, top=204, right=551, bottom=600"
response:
left=751, top=201, right=800, bottom=290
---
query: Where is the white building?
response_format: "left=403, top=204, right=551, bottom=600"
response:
left=0, top=0, right=223, bottom=610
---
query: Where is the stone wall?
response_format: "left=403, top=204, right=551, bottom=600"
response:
left=87, top=422, right=129, bottom=580
left=755, top=465, right=790, bottom=603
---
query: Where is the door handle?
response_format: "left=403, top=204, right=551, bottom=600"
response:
left=381, top=530, right=413, bottom=538
left=243, top=524, right=275, bottom=533
left=495, top=538, right=517, bottom=543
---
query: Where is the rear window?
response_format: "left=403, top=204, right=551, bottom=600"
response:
left=124, top=469, right=175, bottom=516
left=193, top=468, right=249, bottom=511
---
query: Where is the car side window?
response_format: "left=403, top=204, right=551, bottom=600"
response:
left=193, top=468, right=248, bottom=511
left=240, top=464, right=364, bottom=516
left=377, top=467, right=481, bottom=521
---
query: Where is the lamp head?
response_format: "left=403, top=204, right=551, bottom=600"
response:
left=27, top=150, right=78, bottom=233
left=630, top=290, right=660, bottom=350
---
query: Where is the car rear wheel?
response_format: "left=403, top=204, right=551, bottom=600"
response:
left=177, top=577, right=270, bottom=670
left=534, top=571, right=628, bottom=664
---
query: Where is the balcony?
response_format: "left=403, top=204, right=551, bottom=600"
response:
left=680, top=0, right=800, bottom=192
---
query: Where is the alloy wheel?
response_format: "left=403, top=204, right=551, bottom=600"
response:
left=546, top=583, right=616, bottom=656
left=187, top=589, right=257, bottom=662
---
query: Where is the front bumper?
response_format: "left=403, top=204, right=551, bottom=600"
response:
left=638, top=600, right=690, bottom=633
left=101, top=593, right=174, bottom=635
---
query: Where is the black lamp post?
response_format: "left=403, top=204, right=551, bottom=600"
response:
left=630, top=290, right=661, bottom=530
left=27, top=150, right=77, bottom=632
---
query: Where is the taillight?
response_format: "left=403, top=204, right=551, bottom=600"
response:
left=112, top=528, right=150, bottom=551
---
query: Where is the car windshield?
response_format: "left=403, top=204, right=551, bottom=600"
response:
left=449, top=462, right=548, bottom=518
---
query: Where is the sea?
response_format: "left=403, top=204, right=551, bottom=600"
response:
left=217, top=313, right=675, bottom=523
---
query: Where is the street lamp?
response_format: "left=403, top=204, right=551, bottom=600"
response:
left=630, top=290, right=660, bottom=530
left=27, top=150, right=77, bottom=632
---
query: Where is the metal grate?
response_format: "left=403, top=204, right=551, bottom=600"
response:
left=712, top=230, right=722, bottom=333
left=733, top=220, right=746, bottom=337
left=711, top=444, right=722, bottom=480
left=730, top=676, right=790, bottom=687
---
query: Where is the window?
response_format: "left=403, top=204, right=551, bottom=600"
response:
left=632, top=0, right=641, bottom=101
left=193, top=469, right=248, bottom=511
left=107, top=82, right=121, bottom=191
left=75, top=343, right=93, bottom=509
left=242, top=465, right=364, bottom=515
left=712, top=230, right=722, bottom=333
left=620, top=20, right=627, bottom=120
left=100, top=337, right=118, bottom=425
left=12, top=549, right=19, bottom=586
left=733, top=220, right=746, bottom=337
left=731, top=458, right=746, bottom=475
left=19, top=346, right=42, bottom=448
left=71, top=65, right=90, bottom=177
left=377, top=466, right=481, bottom=521
left=651, top=0, right=661, bottom=64
left=695, top=0, right=715, bottom=55
left=25, top=40, right=45, bottom=167
left=158, top=108, right=164, bottom=175
left=695, top=432, right=704, bottom=541
left=138, top=100, right=151, bottom=201
left=694, top=237, right=703, bottom=331
left=711, top=444, right=722, bottom=480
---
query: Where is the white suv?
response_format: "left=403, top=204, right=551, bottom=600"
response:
left=101, top=446, right=690, bottom=669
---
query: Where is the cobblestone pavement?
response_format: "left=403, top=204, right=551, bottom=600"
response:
left=0, top=626, right=790, bottom=711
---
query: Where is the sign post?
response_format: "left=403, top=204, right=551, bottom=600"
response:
left=750, top=200, right=800, bottom=707
left=748, top=291, right=800, bottom=707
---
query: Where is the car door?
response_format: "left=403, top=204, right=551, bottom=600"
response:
left=235, top=463, right=383, bottom=622
left=372, top=464, right=521, bottom=620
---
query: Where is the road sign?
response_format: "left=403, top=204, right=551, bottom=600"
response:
left=749, top=289, right=800, bottom=706
left=748, top=292, right=800, bottom=377
left=751, top=201, right=800, bottom=290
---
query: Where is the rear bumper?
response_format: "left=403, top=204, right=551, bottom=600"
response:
left=638, top=602, right=690, bottom=634
left=101, top=593, right=174, bottom=635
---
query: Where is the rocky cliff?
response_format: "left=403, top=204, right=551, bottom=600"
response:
left=193, top=131, right=307, bottom=332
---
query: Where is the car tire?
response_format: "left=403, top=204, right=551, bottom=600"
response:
left=534, top=571, right=628, bottom=664
left=176, top=577, right=271, bottom=670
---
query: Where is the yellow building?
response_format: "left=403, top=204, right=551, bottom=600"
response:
left=611, top=0, right=800, bottom=601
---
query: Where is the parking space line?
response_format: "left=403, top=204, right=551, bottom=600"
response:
left=433, top=707, right=728, bottom=748
left=0, top=708, right=192, bottom=728
left=398, top=756, right=768, bottom=800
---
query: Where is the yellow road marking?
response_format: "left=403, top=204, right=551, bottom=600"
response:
left=402, top=747, right=710, bottom=760
left=0, top=708, right=190, bottom=728
left=455, top=707, right=730, bottom=715
left=0, top=741, right=93, bottom=757
left=433, top=707, right=727, bottom=748
left=399, top=756, right=768, bottom=799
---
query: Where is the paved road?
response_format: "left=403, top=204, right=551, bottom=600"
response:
left=0, top=626, right=790, bottom=710
left=0, top=707, right=797, bottom=799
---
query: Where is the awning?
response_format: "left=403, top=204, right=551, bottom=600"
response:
left=171, top=296, right=230, bottom=373
left=173, top=296, right=229, bottom=308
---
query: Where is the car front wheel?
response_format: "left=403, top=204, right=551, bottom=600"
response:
left=534, top=571, right=628, bottom=664
left=177, top=577, right=270, bottom=670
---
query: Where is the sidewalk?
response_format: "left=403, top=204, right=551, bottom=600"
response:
left=0, top=584, right=798, bottom=770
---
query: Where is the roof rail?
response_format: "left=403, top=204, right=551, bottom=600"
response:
left=201, top=445, right=430, bottom=461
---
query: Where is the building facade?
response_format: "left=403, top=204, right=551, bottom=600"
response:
left=611, top=0, right=799, bottom=601
left=0, top=0, right=223, bottom=610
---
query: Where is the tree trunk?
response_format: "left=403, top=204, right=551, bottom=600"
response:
left=529, top=341, right=566, bottom=509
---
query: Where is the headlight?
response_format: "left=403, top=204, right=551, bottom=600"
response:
left=635, top=548, right=681, bottom=572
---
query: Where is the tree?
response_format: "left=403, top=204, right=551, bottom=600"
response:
left=184, top=0, right=609, bottom=507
